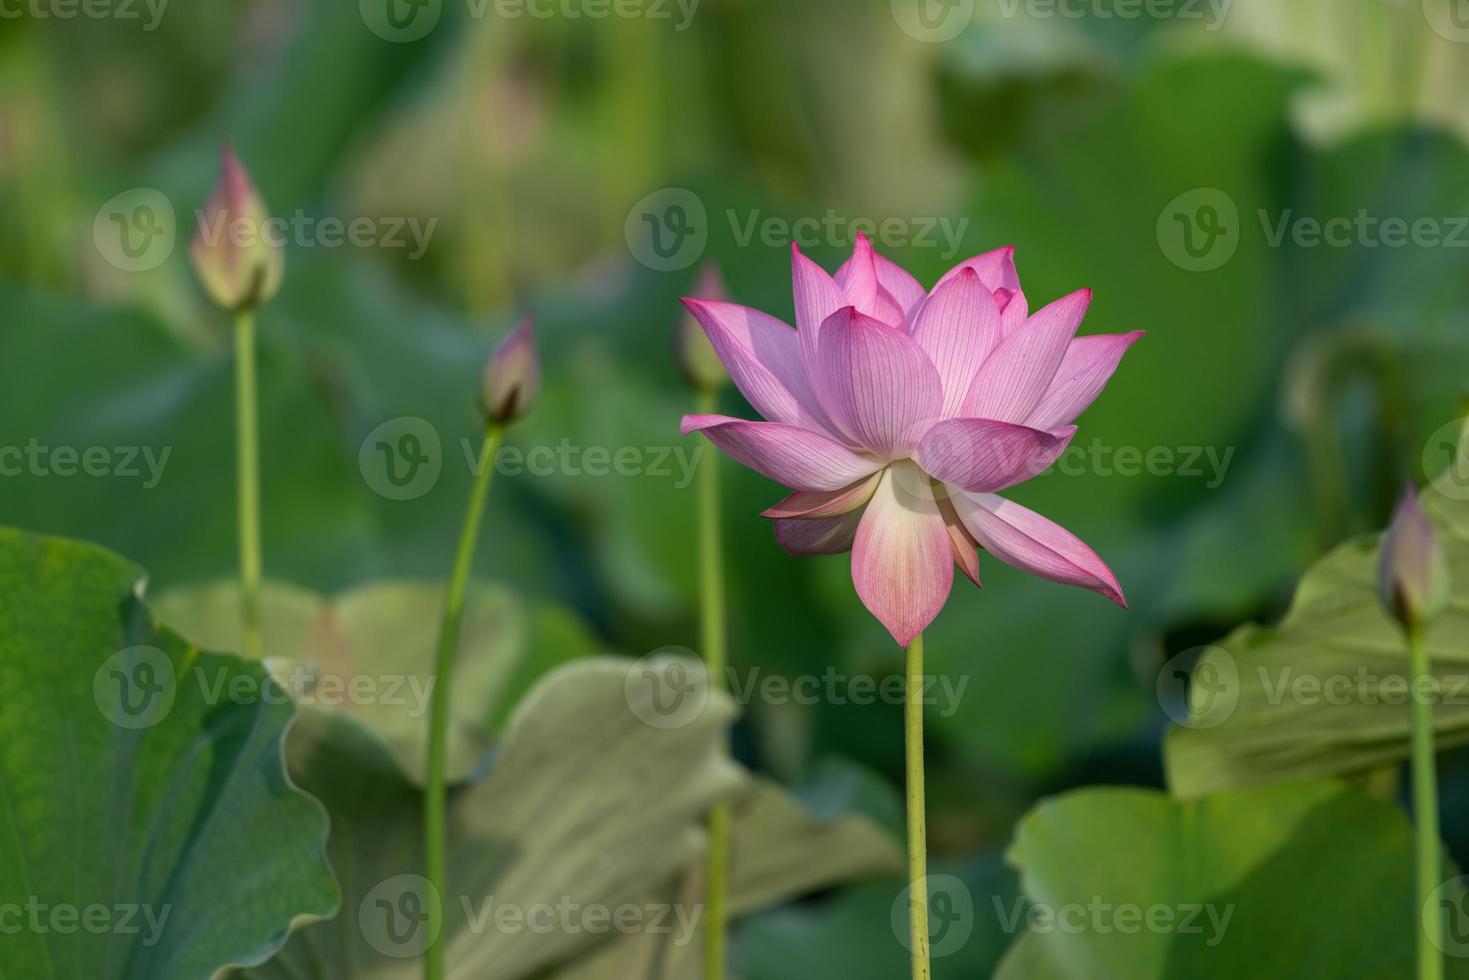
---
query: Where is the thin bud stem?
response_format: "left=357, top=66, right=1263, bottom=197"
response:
left=234, top=310, right=263, bottom=662
left=425, top=422, right=504, bottom=980
left=697, top=385, right=730, bottom=980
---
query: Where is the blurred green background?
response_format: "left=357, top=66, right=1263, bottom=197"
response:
left=4, top=0, right=1469, bottom=974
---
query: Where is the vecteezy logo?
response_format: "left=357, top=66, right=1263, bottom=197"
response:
left=94, top=646, right=177, bottom=729
left=891, top=0, right=974, bottom=42
left=360, top=0, right=442, bottom=42
left=624, top=189, right=708, bottom=272
left=1423, top=876, right=1469, bottom=957
left=360, top=874, right=441, bottom=958
left=93, top=189, right=177, bottom=273
left=1156, top=645, right=1239, bottom=729
left=1157, top=188, right=1240, bottom=272
left=890, top=874, right=973, bottom=957
left=1425, top=418, right=1469, bottom=501
left=359, top=417, right=443, bottom=500
left=623, top=648, right=709, bottom=729
left=1422, top=0, right=1469, bottom=43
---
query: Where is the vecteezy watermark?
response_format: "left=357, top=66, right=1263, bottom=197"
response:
left=993, top=896, right=1235, bottom=945
left=1044, top=441, right=1235, bottom=489
left=92, top=647, right=437, bottom=729
left=992, top=0, right=1231, bottom=29
left=93, top=188, right=177, bottom=273
left=193, top=209, right=437, bottom=260
left=1157, top=644, right=1469, bottom=730
left=359, top=875, right=702, bottom=958
left=359, top=417, right=444, bottom=501
left=1156, top=188, right=1241, bottom=272
left=1424, top=875, right=1469, bottom=958
left=625, top=190, right=972, bottom=272
left=1425, top=417, right=1469, bottom=502
left=1159, top=187, right=1469, bottom=271
left=623, top=648, right=709, bottom=730
left=92, top=188, right=437, bottom=273
left=0, top=899, right=172, bottom=946
left=358, top=417, right=705, bottom=501
left=625, top=188, right=709, bottom=273
left=727, top=666, right=969, bottom=718
left=622, top=660, right=971, bottom=727
left=1420, top=0, right=1469, bottom=44
left=0, top=0, right=169, bottom=30
left=0, top=440, right=171, bottom=488
left=891, top=0, right=975, bottom=43
left=1156, top=646, right=1239, bottom=730
left=891, top=875, right=974, bottom=957
left=360, top=0, right=700, bottom=43
left=725, top=210, right=970, bottom=261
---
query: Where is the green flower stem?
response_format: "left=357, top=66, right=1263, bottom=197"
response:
left=425, top=423, right=504, bottom=980
left=906, top=631, right=930, bottom=980
left=233, top=310, right=263, bottom=663
left=1408, top=622, right=1443, bottom=980
left=696, top=387, right=730, bottom=980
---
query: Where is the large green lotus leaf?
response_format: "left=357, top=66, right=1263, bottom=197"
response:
left=1165, top=467, right=1469, bottom=797
left=152, top=579, right=601, bottom=785
left=545, top=775, right=904, bottom=979
left=0, top=527, right=338, bottom=979
left=993, top=779, right=1465, bottom=979
left=244, top=656, right=744, bottom=980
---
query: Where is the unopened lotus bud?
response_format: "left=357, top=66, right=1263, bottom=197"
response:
left=1378, top=485, right=1451, bottom=630
left=480, top=316, right=540, bottom=426
left=676, top=264, right=730, bottom=391
left=190, top=146, right=284, bottom=312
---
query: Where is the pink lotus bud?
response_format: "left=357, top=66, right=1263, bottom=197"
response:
left=676, top=264, right=730, bottom=391
left=1378, top=485, right=1451, bottom=630
left=190, top=146, right=284, bottom=312
left=480, top=316, right=540, bottom=426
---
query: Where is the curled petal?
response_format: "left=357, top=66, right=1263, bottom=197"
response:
left=680, top=414, right=881, bottom=492
left=952, top=492, right=1125, bottom=606
left=1026, top=331, right=1144, bottom=430
left=815, top=308, right=943, bottom=459
left=773, top=510, right=865, bottom=556
left=762, top=472, right=882, bottom=519
left=911, top=268, right=1002, bottom=418
left=852, top=462, right=954, bottom=647
left=834, top=233, right=905, bottom=326
left=938, top=494, right=982, bottom=587
left=681, top=298, right=843, bottom=438
left=936, top=245, right=1020, bottom=294
left=963, top=289, right=1090, bottom=423
left=996, top=288, right=1028, bottom=338
left=916, top=419, right=1074, bottom=492
left=792, top=244, right=848, bottom=376
left=837, top=248, right=927, bottom=326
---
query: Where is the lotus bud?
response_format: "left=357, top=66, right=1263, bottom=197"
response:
left=480, top=316, right=540, bottom=426
left=1378, top=485, right=1451, bottom=631
left=190, top=146, right=284, bottom=312
left=676, top=264, right=730, bottom=391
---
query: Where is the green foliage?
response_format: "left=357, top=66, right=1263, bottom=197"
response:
left=1166, top=462, right=1469, bottom=796
left=995, top=780, right=1466, bottom=979
left=0, top=528, right=339, bottom=979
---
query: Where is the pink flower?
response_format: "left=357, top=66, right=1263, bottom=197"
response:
left=680, top=235, right=1140, bottom=646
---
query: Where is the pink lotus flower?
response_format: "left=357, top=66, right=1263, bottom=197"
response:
left=680, top=235, right=1140, bottom=646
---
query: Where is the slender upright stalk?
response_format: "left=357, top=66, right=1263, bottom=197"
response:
left=233, top=310, right=263, bottom=662
left=906, top=631, right=930, bottom=980
left=696, top=387, right=730, bottom=980
left=1408, top=622, right=1443, bottom=980
left=425, top=423, right=504, bottom=980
